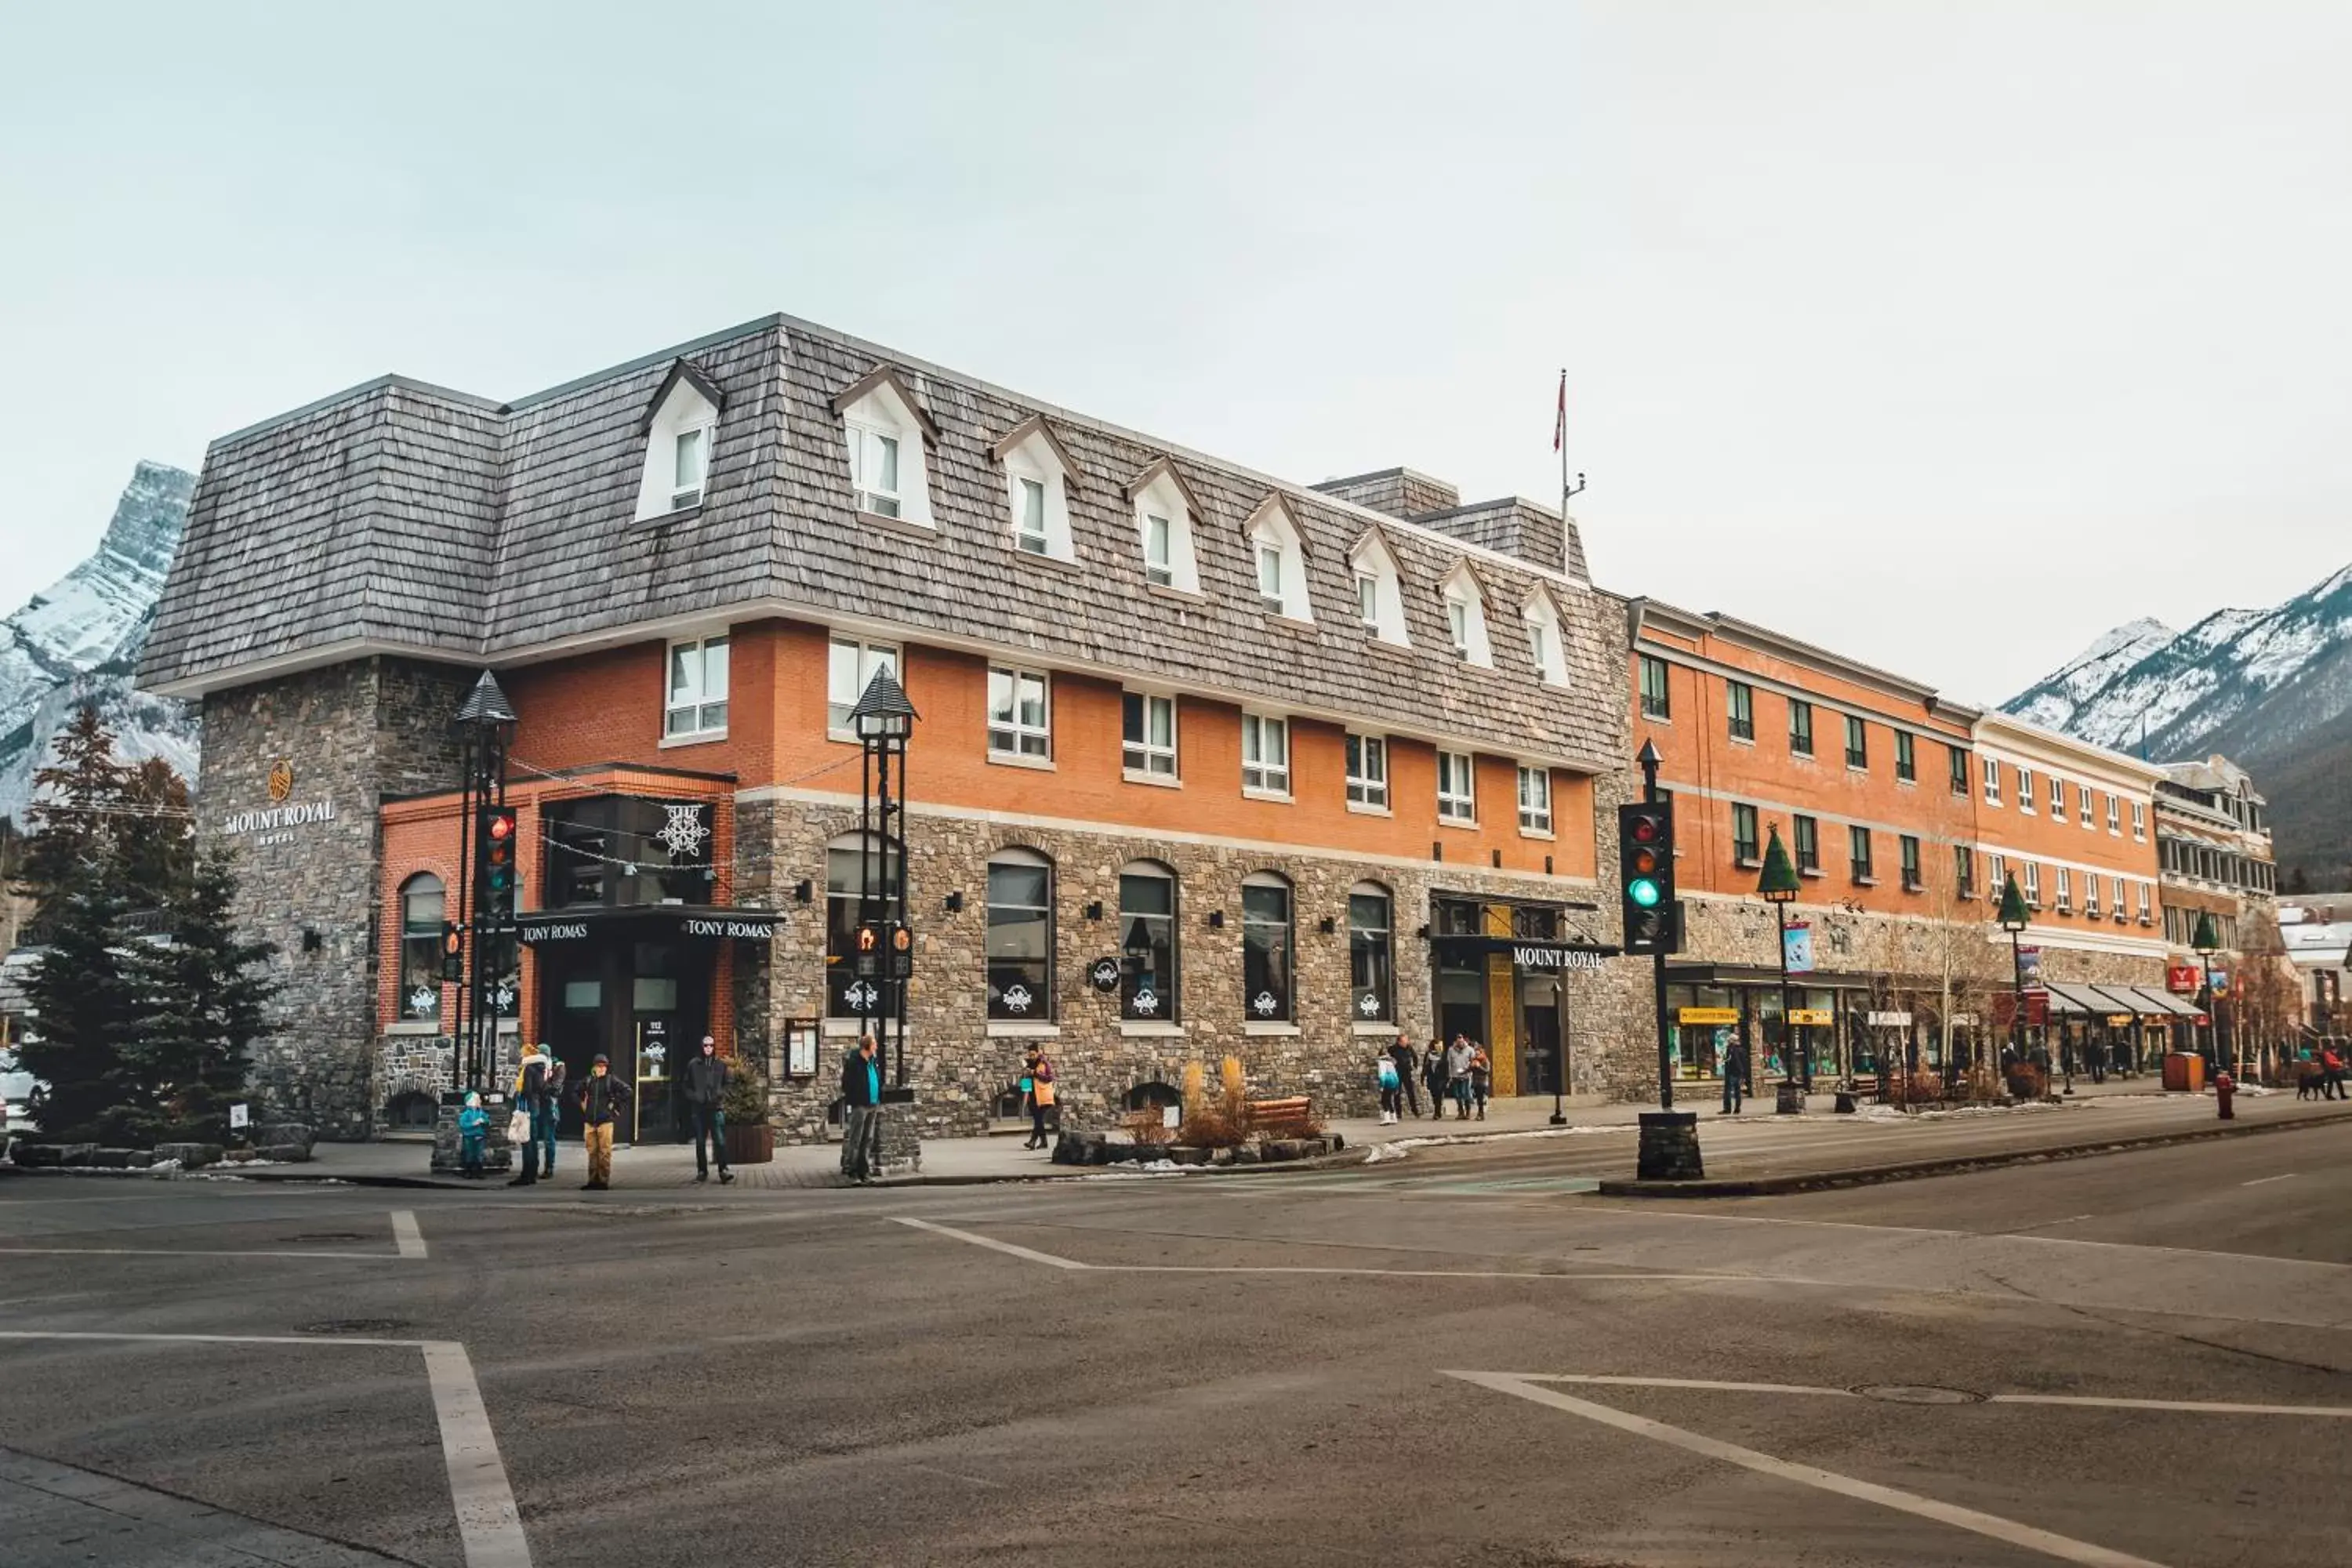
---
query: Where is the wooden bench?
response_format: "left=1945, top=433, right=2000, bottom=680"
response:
left=1246, top=1096, right=1316, bottom=1139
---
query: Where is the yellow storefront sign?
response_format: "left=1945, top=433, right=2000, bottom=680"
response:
left=1788, top=1008, right=1835, bottom=1026
left=1676, top=1007, right=1740, bottom=1025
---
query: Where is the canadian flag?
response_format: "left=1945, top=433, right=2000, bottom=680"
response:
left=1552, top=369, right=1566, bottom=453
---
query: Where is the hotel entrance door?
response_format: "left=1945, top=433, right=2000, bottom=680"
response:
left=533, top=939, right=706, bottom=1146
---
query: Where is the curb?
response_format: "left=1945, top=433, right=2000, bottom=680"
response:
left=1593, top=1109, right=2352, bottom=1199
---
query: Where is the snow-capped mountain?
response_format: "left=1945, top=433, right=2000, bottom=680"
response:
left=0, top=462, right=199, bottom=822
left=2002, top=560, right=2352, bottom=880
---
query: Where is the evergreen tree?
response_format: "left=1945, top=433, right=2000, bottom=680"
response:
left=16, top=706, right=132, bottom=915
left=18, top=873, right=143, bottom=1140
left=125, top=853, right=278, bottom=1142
left=118, top=757, right=195, bottom=908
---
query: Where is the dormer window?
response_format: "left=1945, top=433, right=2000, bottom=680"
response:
left=1439, top=561, right=1493, bottom=667
left=1348, top=528, right=1408, bottom=646
left=1523, top=590, right=1568, bottom=685
left=993, top=415, right=1079, bottom=562
left=1245, top=495, right=1312, bottom=622
left=1124, top=457, right=1204, bottom=593
left=830, top=365, right=939, bottom=529
left=633, top=358, right=725, bottom=523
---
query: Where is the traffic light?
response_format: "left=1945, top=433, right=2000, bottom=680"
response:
left=1618, top=798, right=1679, bottom=954
left=855, top=920, right=880, bottom=977
left=478, top=806, right=519, bottom=927
left=439, top=920, right=465, bottom=982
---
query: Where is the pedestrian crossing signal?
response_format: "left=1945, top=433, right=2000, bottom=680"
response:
left=440, top=920, right=464, bottom=981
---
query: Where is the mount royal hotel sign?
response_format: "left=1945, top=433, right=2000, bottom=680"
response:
left=220, top=760, right=336, bottom=847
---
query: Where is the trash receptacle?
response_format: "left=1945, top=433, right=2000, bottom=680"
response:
left=2161, top=1052, right=2205, bottom=1094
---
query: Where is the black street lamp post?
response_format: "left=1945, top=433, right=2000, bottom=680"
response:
left=1997, top=871, right=2031, bottom=1091
left=2192, top=910, right=2221, bottom=1080
left=1758, top=825, right=1802, bottom=1113
left=452, top=670, right=517, bottom=1095
left=848, top=668, right=918, bottom=1091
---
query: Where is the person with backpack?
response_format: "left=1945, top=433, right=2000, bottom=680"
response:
left=1388, top=1033, right=1422, bottom=1118
left=1021, top=1047, right=1057, bottom=1150
left=681, top=1035, right=734, bottom=1184
left=574, top=1053, right=632, bottom=1190
left=1375, top=1048, right=1402, bottom=1124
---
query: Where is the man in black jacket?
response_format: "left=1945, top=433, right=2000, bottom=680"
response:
left=682, top=1036, right=735, bottom=1185
left=1387, top=1033, right=1422, bottom=1118
left=839, top=1033, right=885, bottom=1184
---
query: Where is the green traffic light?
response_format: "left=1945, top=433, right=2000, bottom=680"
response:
left=1628, top=878, right=1661, bottom=909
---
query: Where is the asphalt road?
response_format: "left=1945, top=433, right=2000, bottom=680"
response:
left=2, top=1120, right=2349, bottom=1567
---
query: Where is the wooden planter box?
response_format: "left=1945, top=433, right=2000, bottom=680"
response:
left=724, top=1122, right=775, bottom=1165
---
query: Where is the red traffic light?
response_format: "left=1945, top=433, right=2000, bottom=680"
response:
left=487, top=812, right=515, bottom=842
left=1630, top=815, right=1661, bottom=843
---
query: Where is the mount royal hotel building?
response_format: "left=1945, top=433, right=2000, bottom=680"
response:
left=137, top=315, right=1656, bottom=1143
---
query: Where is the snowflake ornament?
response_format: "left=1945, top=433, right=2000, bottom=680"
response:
left=655, top=803, right=710, bottom=859
left=1131, top=988, right=1160, bottom=1016
left=1252, top=990, right=1279, bottom=1016
left=1357, top=991, right=1380, bottom=1017
left=1001, top=984, right=1034, bottom=1014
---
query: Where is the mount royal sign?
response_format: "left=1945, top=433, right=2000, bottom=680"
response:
left=219, top=757, right=337, bottom=847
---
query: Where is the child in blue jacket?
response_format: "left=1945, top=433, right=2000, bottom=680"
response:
left=457, top=1091, right=488, bottom=1178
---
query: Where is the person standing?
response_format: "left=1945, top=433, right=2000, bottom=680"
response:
left=1020, top=1047, right=1058, bottom=1150
left=840, top=1033, right=886, bottom=1182
left=574, top=1053, right=631, bottom=1191
left=536, top=1047, right=564, bottom=1180
left=1421, top=1038, right=1449, bottom=1120
left=1375, top=1049, right=1402, bottom=1124
left=1446, top=1034, right=1476, bottom=1120
left=682, top=1035, right=734, bottom=1185
left=2324, top=1043, right=2347, bottom=1102
left=457, top=1091, right=488, bottom=1178
left=1388, top=1033, right=1422, bottom=1118
left=1468, top=1040, right=1492, bottom=1120
left=1721, top=1035, right=1747, bottom=1115
left=506, top=1043, right=550, bottom=1187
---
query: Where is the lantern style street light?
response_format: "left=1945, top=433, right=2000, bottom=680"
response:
left=1996, top=871, right=2031, bottom=1089
left=452, top=670, right=518, bottom=1094
left=1757, top=825, right=1802, bottom=1112
left=848, top=667, right=918, bottom=1090
left=2191, top=910, right=2222, bottom=1079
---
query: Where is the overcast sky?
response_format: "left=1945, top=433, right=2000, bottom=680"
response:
left=4, top=2, right=2347, bottom=702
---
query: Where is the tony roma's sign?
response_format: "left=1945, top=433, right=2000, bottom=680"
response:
left=517, top=907, right=781, bottom=946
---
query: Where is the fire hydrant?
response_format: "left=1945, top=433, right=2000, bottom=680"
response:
left=2215, top=1068, right=2234, bottom=1121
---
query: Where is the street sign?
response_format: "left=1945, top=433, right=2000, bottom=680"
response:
left=1677, top=1007, right=1740, bottom=1025
left=2166, top=963, right=2201, bottom=994
left=229, top=1103, right=249, bottom=1131
left=1866, top=1011, right=1912, bottom=1027
left=1788, top=1008, right=1834, bottom=1026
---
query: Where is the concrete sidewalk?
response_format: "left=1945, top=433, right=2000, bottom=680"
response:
left=191, top=1075, right=2190, bottom=1191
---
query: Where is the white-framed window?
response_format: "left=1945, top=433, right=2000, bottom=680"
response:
left=397, top=873, right=446, bottom=1022
left=1983, top=754, right=2002, bottom=805
left=1015, top=475, right=1047, bottom=554
left=1119, top=861, right=1180, bottom=1021
left=985, top=848, right=1054, bottom=1021
left=1437, top=750, right=1477, bottom=823
left=2078, top=782, right=2094, bottom=827
left=1122, top=691, right=1178, bottom=779
left=1241, top=712, right=1290, bottom=795
left=2137, top=880, right=2152, bottom=922
left=2056, top=866, right=2071, bottom=912
left=1517, top=764, right=1552, bottom=833
left=2049, top=775, right=2064, bottom=817
left=2107, top=793, right=2121, bottom=833
left=847, top=423, right=904, bottom=518
left=2132, top=800, right=2146, bottom=840
left=633, top=363, right=722, bottom=522
left=1247, top=496, right=1312, bottom=621
left=665, top=634, right=730, bottom=739
left=1356, top=572, right=1378, bottom=626
left=2112, top=874, right=2125, bottom=917
left=2018, top=766, right=2035, bottom=813
left=826, top=636, right=898, bottom=735
left=1345, top=732, right=1388, bottom=809
left=1440, top=561, right=1492, bottom=666
left=1145, top=513, right=1176, bottom=586
left=987, top=666, right=1051, bottom=760
left=2085, top=875, right=2100, bottom=917
left=1990, top=852, right=2006, bottom=895
left=1523, top=591, right=1568, bottom=684
left=2024, top=861, right=2042, bottom=906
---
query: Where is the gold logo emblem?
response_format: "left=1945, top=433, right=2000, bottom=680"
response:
left=267, top=759, right=295, bottom=803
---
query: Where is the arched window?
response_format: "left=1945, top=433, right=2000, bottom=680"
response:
left=1348, top=880, right=1393, bottom=1024
left=397, top=874, right=445, bottom=1022
left=1242, top=871, right=1294, bottom=1022
left=1117, top=860, right=1179, bottom=1022
left=985, top=848, right=1054, bottom=1020
left=826, top=832, right=901, bottom=1018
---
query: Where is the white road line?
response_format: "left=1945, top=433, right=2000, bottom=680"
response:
left=1532, top=1373, right=1853, bottom=1397
left=0, top=1247, right=401, bottom=1260
left=0, top=1329, right=532, bottom=1568
left=392, top=1210, right=428, bottom=1258
left=1445, top=1370, right=2171, bottom=1568
left=891, top=1216, right=1093, bottom=1269
left=1992, top=1394, right=2352, bottom=1419
left=2240, top=1173, right=2297, bottom=1186
left=423, top=1341, right=532, bottom=1567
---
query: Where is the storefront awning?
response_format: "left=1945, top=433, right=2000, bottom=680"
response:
left=2103, top=984, right=2201, bottom=1018
left=2042, top=982, right=2118, bottom=1016
left=516, top=905, right=782, bottom=946
left=1663, top=962, right=1880, bottom=992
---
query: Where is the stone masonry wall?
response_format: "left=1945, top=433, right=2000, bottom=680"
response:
left=197, top=657, right=474, bottom=1138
